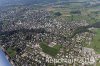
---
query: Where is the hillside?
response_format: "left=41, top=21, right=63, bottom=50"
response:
left=0, top=0, right=99, bottom=6
left=0, top=0, right=67, bottom=6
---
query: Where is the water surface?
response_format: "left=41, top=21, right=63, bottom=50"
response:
left=0, top=48, right=11, bottom=66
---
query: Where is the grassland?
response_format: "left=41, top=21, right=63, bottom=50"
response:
left=96, top=62, right=100, bottom=66
left=96, top=60, right=100, bottom=66
left=40, top=42, right=62, bottom=57
left=92, top=29, right=100, bottom=54
left=87, top=29, right=100, bottom=54
left=7, top=47, right=16, bottom=57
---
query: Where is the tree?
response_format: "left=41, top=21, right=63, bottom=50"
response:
left=54, top=12, right=62, bottom=16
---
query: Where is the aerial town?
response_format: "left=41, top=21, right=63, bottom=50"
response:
left=0, top=0, right=100, bottom=66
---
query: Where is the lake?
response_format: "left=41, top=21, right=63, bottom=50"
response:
left=0, top=48, right=11, bottom=66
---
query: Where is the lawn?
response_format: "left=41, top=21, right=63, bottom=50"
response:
left=40, top=42, right=61, bottom=57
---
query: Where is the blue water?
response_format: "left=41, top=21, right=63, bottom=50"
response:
left=0, top=48, right=12, bottom=66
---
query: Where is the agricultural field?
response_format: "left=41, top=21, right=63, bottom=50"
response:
left=46, top=1, right=100, bottom=24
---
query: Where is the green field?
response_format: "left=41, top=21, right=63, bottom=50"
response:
left=96, top=58, right=100, bottom=66
left=96, top=62, right=100, bottom=66
left=40, top=42, right=62, bottom=57
left=7, top=47, right=16, bottom=57
left=88, top=29, right=100, bottom=54
left=68, top=25, right=100, bottom=66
